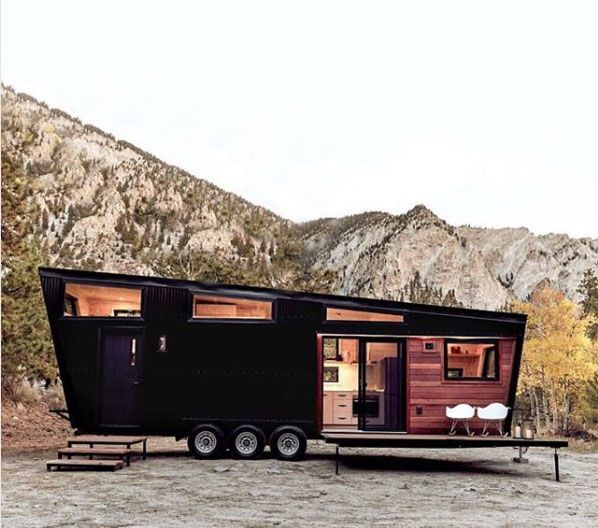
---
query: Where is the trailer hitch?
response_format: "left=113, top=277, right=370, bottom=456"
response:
left=50, top=408, right=70, bottom=421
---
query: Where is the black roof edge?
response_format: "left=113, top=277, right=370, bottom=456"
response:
left=38, top=266, right=527, bottom=324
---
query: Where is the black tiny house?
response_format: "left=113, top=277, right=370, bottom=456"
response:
left=40, top=267, right=527, bottom=460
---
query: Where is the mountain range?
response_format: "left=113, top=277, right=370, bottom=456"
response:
left=2, top=85, right=597, bottom=309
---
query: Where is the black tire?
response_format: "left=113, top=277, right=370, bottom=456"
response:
left=270, top=426, right=307, bottom=461
left=229, top=425, right=266, bottom=459
left=187, top=424, right=225, bottom=459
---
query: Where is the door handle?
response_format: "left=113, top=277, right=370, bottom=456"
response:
left=130, top=338, right=137, bottom=366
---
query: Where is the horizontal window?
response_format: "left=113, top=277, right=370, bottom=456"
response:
left=193, top=294, right=272, bottom=320
left=445, top=342, right=498, bottom=381
left=64, top=283, right=142, bottom=317
left=326, top=307, right=404, bottom=323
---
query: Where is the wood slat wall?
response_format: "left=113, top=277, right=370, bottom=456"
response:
left=407, top=338, right=515, bottom=434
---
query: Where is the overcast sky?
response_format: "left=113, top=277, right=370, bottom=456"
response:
left=2, top=1, right=597, bottom=237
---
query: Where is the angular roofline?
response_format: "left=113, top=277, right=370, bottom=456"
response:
left=38, top=266, right=527, bottom=324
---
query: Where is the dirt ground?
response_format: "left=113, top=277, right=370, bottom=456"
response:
left=1, top=398, right=73, bottom=451
left=2, top=437, right=597, bottom=528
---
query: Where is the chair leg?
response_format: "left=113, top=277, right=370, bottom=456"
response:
left=465, top=420, right=474, bottom=436
left=481, top=421, right=489, bottom=437
left=449, top=419, right=457, bottom=436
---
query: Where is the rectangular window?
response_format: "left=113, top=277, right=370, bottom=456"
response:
left=64, top=283, right=142, bottom=317
left=326, top=307, right=404, bottom=322
left=445, top=341, right=499, bottom=381
left=192, top=294, right=272, bottom=320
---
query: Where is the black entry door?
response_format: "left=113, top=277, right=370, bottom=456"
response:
left=358, top=338, right=405, bottom=431
left=99, top=329, right=143, bottom=426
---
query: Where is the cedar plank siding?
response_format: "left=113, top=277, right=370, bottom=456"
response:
left=407, top=338, right=515, bottom=434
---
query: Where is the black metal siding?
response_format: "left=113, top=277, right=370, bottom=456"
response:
left=39, top=267, right=526, bottom=437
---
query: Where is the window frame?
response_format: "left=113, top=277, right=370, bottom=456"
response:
left=64, top=293, right=80, bottom=316
left=443, top=339, right=500, bottom=382
left=325, top=306, right=405, bottom=323
left=188, top=290, right=276, bottom=323
left=60, top=280, right=145, bottom=321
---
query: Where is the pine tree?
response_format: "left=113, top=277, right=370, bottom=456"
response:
left=584, top=373, right=598, bottom=424
left=1, top=153, right=55, bottom=385
left=578, top=269, right=598, bottom=340
left=41, top=208, right=49, bottom=230
left=62, top=205, right=75, bottom=235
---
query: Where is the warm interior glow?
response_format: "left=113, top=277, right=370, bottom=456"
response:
left=323, top=337, right=359, bottom=429
left=64, top=283, right=142, bottom=317
left=446, top=342, right=497, bottom=379
left=193, top=294, right=272, bottom=319
left=326, top=307, right=404, bottom=322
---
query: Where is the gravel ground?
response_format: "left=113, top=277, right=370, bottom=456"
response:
left=2, top=438, right=597, bottom=528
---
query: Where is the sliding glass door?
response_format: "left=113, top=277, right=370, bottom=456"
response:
left=358, top=338, right=405, bottom=431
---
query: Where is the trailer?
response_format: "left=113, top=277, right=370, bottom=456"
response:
left=39, top=267, right=566, bottom=472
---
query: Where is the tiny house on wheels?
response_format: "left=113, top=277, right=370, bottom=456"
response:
left=39, top=267, right=566, bottom=473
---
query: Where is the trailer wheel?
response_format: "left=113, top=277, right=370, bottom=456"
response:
left=270, top=426, right=307, bottom=460
left=187, top=424, right=225, bottom=459
left=229, top=425, right=266, bottom=459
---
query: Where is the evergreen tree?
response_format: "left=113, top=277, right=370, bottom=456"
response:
left=578, top=269, right=598, bottom=340
left=584, top=373, right=598, bottom=424
left=41, top=208, right=49, bottom=230
left=1, top=153, right=55, bottom=385
left=62, top=205, right=74, bottom=235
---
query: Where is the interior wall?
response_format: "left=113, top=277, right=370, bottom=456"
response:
left=65, top=283, right=141, bottom=316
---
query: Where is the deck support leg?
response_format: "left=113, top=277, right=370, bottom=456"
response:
left=513, top=446, right=529, bottom=464
left=143, top=440, right=147, bottom=461
left=554, top=449, right=560, bottom=482
left=335, top=446, right=340, bottom=475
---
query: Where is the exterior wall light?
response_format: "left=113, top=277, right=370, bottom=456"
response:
left=158, top=335, right=167, bottom=353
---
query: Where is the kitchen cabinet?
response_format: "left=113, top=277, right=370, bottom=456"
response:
left=323, top=391, right=358, bottom=426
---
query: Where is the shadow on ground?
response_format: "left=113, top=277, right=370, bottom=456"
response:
left=146, top=447, right=516, bottom=476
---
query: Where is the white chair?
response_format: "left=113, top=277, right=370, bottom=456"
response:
left=477, top=403, right=510, bottom=437
left=446, top=404, right=476, bottom=436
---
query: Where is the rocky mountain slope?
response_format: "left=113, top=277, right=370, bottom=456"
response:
left=1, top=86, right=299, bottom=281
left=2, top=85, right=597, bottom=309
left=301, top=207, right=597, bottom=309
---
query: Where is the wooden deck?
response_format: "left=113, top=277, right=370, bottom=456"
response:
left=322, top=431, right=569, bottom=449
left=322, top=431, right=568, bottom=480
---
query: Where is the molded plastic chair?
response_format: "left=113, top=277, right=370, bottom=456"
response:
left=477, top=403, right=510, bottom=437
left=446, top=404, right=476, bottom=436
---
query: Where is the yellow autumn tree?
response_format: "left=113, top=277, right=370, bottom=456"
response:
left=512, top=287, right=597, bottom=434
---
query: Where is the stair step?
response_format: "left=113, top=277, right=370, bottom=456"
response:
left=57, top=447, right=139, bottom=466
left=46, top=459, right=124, bottom=471
left=66, top=435, right=146, bottom=445
left=58, top=447, right=138, bottom=456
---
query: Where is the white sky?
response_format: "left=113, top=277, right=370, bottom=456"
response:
left=2, top=1, right=597, bottom=237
